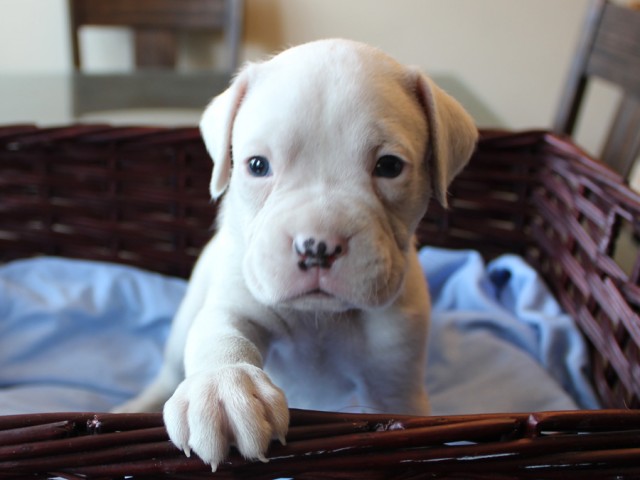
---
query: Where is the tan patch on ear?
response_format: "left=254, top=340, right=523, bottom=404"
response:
left=200, top=66, right=252, bottom=200
left=413, top=72, right=478, bottom=206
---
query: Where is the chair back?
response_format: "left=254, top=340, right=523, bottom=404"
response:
left=554, top=0, right=640, bottom=179
left=69, top=0, right=243, bottom=72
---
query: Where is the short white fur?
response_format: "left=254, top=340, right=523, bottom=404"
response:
left=114, top=39, right=478, bottom=470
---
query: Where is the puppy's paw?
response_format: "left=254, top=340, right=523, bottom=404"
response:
left=163, top=364, right=289, bottom=471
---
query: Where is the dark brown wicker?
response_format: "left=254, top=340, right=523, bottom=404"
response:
left=1, top=126, right=639, bottom=479
left=1, top=409, right=639, bottom=479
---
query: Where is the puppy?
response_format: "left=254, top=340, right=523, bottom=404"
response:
left=115, top=39, right=477, bottom=470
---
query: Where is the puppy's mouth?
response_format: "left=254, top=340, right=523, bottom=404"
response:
left=296, top=288, right=341, bottom=303
left=283, top=288, right=354, bottom=312
left=306, top=288, right=333, bottom=297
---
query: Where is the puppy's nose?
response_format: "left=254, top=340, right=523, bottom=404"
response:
left=294, top=235, right=347, bottom=271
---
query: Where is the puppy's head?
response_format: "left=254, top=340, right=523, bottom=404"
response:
left=200, top=39, right=477, bottom=312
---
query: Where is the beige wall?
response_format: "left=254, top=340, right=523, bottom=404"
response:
left=244, top=0, right=593, bottom=133
left=1, top=0, right=617, bottom=156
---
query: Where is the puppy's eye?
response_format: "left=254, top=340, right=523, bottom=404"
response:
left=374, top=155, right=404, bottom=178
left=248, top=156, right=271, bottom=177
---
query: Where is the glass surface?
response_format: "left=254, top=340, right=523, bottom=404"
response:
left=0, top=71, right=232, bottom=126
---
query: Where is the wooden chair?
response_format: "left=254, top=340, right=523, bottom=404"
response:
left=68, top=0, right=242, bottom=118
left=554, top=0, right=640, bottom=180
left=69, top=0, right=244, bottom=72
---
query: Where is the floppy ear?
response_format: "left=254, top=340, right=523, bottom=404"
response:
left=414, top=72, right=478, bottom=206
left=199, top=67, right=251, bottom=199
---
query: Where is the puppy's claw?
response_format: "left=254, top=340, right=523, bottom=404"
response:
left=278, top=434, right=287, bottom=446
left=183, top=446, right=191, bottom=458
left=257, top=454, right=269, bottom=464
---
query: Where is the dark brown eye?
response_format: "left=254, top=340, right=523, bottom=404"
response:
left=374, top=155, right=404, bottom=178
left=248, top=156, right=271, bottom=177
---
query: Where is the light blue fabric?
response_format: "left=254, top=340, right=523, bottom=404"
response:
left=0, top=249, right=599, bottom=414
left=422, top=248, right=600, bottom=412
left=0, top=257, right=185, bottom=413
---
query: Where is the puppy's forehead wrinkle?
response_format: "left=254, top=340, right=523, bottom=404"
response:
left=245, top=45, right=409, bottom=120
left=235, top=54, right=426, bottom=181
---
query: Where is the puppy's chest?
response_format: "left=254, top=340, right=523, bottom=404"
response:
left=263, top=318, right=368, bottom=410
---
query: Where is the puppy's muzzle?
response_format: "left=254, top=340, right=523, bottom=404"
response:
left=294, top=236, right=347, bottom=271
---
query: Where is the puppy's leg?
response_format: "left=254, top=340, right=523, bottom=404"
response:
left=358, top=341, right=431, bottom=415
left=357, top=320, right=431, bottom=416
left=358, top=254, right=431, bottom=416
left=163, top=303, right=289, bottom=470
left=113, top=240, right=216, bottom=413
left=360, top=363, right=431, bottom=416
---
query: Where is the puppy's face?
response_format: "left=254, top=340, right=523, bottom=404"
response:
left=201, top=40, right=477, bottom=312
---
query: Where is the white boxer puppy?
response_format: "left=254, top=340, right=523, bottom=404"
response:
left=115, top=39, right=477, bottom=470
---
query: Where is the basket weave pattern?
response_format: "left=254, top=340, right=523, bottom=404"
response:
left=1, top=126, right=639, bottom=478
left=418, top=131, right=640, bottom=410
left=0, top=125, right=215, bottom=278
left=1, top=409, right=639, bottom=479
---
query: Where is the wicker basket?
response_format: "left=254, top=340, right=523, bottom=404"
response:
left=0, top=126, right=639, bottom=479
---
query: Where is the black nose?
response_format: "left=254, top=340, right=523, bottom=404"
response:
left=294, top=236, right=346, bottom=270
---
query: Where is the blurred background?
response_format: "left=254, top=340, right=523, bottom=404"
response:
left=1, top=0, right=634, bottom=185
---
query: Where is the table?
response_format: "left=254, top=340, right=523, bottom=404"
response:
left=0, top=71, right=503, bottom=128
left=0, top=71, right=232, bottom=126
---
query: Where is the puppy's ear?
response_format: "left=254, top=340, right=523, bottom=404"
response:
left=414, top=72, right=478, bottom=207
left=200, top=67, right=251, bottom=199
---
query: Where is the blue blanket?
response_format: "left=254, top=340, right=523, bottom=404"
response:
left=0, top=248, right=599, bottom=415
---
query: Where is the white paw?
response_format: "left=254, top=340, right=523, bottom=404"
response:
left=163, top=364, right=289, bottom=470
